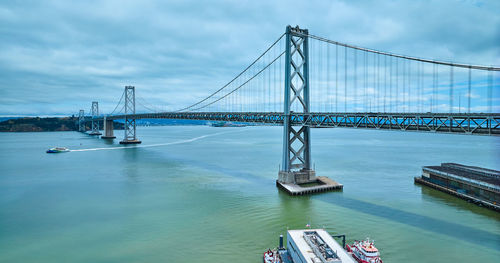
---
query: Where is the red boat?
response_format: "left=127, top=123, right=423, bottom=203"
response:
left=263, top=249, right=281, bottom=263
left=346, top=238, right=383, bottom=263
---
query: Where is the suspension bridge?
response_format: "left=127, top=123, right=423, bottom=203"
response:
left=77, top=25, right=500, bottom=193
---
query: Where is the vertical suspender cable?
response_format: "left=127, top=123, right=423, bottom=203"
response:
left=354, top=49, right=357, bottom=112
left=363, top=52, right=368, bottom=112
left=417, top=62, right=420, bottom=112
left=376, top=54, right=380, bottom=112
left=345, top=46, right=348, bottom=112
left=468, top=67, right=471, bottom=114
left=403, top=59, right=406, bottom=112
left=389, top=56, right=392, bottom=112
left=312, top=40, right=316, bottom=112
left=373, top=53, right=376, bottom=112
left=273, top=45, right=276, bottom=112
left=488, top=70, right=493, bottom=113
left=279, top=40, right=282, bottom=112
left=421, top=62, right=424, bottom=112
left=396, top=58, right=399, bottom=112
left=324, top=43, right=327, bottom=112
left=319, top=40, right=322, bottom=112
left=327, top=44, right=331, bottom=112
left=408, top=60, right=411, bottom=112
left=268, top=50, right=271, bottom=112
left=450, top=66, right=454, bottom=113
left=432, top=63, right=435, bottom=112
left=384, top=55, right=387, bottom=112
left=419, top=62, right=423, bottom=112
left=336, top=44, right=338, bottom=112
left=436, top=64, right=439, bottom=113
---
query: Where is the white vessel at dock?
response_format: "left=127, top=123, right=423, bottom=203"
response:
left=264, top=229, right=357, bottom=263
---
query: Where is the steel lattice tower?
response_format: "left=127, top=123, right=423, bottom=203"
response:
left=120, top=86, right=141, bottom=144
left=78, top=109, right=85, bottom=132
left=90, top=101, right=102, bottom=135
left=278, top=25, right=315, bottom=184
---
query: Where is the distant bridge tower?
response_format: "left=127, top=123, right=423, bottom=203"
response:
left=278, top=26, right=316, bottom=184
left=89, top=101, right=102, bottom=135
left=78, top=109, right=85, bottom=132
left=120, top=86, right=141, bottom=144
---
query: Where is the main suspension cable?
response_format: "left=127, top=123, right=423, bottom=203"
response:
left=177, top=33, right=286, bottom=112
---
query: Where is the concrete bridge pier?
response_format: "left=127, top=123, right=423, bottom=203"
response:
left=101, top=117, right=116, bottom=139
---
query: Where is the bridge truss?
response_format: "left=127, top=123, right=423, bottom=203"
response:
left=106, top=112, right=499, bottom=135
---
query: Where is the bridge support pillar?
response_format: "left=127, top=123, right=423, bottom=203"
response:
left=120, top=86, right=141, bottom=144
left=78, top=109, right=85, bottom=132
left=277, top=26, right=342, bottom=194
left=278, top=26, right=314, bottom=184
left=101, top=117, right=116, bottom=139
left=89, top=101, right=102, bottom=135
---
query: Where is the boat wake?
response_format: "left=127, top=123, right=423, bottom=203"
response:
left=70, top=130, right=243, bottom=152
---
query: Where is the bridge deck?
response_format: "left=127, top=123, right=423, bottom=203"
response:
left=88, top=112, right=500, bottom=135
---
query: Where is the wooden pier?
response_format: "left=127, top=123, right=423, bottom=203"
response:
left=415, top=163, right=500, bottom=212
left=415, top=177, right=500, bottom=212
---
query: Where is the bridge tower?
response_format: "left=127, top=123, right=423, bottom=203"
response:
left=278, top=25, right=316, bottom=184
left=89, top=101, right=102, bottom=135
left=78, top=109, right=85, bottom=132
left=120, top=86, right=141, bottom=144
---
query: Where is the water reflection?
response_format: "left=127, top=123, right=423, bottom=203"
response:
left=418, top=185, right=500, bottom=219
left=314, top=194, right=500, bottom=250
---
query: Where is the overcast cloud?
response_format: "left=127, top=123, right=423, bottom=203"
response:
left=0, top=0, right=499, bottom=115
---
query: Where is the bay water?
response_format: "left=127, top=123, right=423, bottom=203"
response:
left=0, top=126, right=499, bottom=262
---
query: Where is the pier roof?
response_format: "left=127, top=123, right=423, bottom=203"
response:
left=424, top=163, right=500, bottom=187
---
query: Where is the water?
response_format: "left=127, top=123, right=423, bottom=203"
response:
left=0, top=126, right=499, bottom=262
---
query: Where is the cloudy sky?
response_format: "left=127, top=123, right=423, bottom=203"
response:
left=0, top=0, right=498, bottom=115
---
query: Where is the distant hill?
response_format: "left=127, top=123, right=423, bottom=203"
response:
left=0, top=116, right=252, bottom=132
left=0, top=117, right=20, bottom=122
left=0, top=117, right=123, bottom=132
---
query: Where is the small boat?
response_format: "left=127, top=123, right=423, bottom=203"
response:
left=210, top=121, right=246, bottom=127
left=263, top=249, right=281, bottom=263
left=346, top=238, right=382, bottom=263
left=46, top=147, right=70, bottom=153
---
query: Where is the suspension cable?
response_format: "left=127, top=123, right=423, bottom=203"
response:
left=109, top=90, right=125, bottom=115
left=191, top=51, right=285, bottom=112
left=176, top=33, right=286, bottom=112
left=304, top=33, right=500, bottom=71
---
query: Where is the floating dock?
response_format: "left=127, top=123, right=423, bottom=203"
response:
left=275, top=229, right=355, bottom=263
left=415, top=163, right=500, bottom=211
left=276, top=176, right=343, bottom=196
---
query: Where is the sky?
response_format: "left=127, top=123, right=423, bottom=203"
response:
left=0, top=0, right=499, bottom=116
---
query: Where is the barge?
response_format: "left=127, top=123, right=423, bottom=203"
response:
left=264, top=229, right=357, bottom=263
left=414, top=163, right=500, bottom=211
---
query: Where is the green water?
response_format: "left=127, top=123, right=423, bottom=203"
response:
left=0, top=126, right=499, bottom=262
